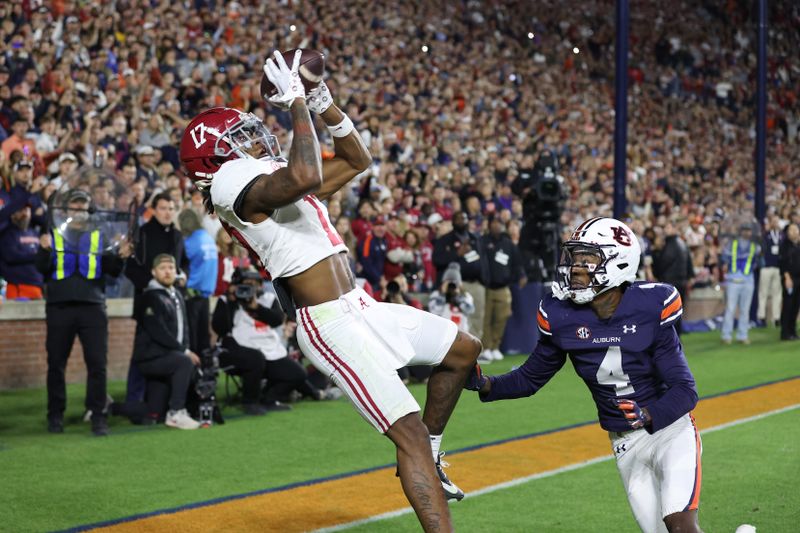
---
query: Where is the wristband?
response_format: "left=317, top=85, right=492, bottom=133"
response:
left=327, top=115, right=354, bottom=138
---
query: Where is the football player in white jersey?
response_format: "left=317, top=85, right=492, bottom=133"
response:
left=180, top=50, right=481, bottom=532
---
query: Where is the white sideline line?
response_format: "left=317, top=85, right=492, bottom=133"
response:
left=315, top=404, right=800, bottom=533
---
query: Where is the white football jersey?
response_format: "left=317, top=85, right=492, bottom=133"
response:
left=210, top=157, right=347, bottom=279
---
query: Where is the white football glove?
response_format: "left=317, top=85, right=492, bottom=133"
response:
left=263, top=50, right=305, bottom=110
left=306, top=80, right=333, bottom=115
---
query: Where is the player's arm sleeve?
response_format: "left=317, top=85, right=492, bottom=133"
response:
left=481, top=334, right=566, bottom=402
left=646, top=325, right=698, bottom=433
left=659, top=285, right=683, bottom=328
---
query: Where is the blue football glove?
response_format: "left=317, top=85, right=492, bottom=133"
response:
left=464, top=363, right=488, bottom=392
left=612, top=399, right=651, bottom=429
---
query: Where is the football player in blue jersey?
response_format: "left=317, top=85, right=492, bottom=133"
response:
left=466, top=217, right=703, bottom=533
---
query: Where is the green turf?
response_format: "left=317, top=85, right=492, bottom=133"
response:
left=350, top=409, right=800, bottom=533
left=0, top=329, right=797, bottom=532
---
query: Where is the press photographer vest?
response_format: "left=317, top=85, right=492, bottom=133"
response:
left=51, top=229, right=103, bottom=280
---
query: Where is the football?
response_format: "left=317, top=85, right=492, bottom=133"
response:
left=261, top=48, right=326, bottom=100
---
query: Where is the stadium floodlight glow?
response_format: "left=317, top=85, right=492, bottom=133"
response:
left=573, top=47, right=580, bottom=54
left=528, top=32, right=534, bottom=39
left=421, top=45, right=429, bottom=53
left=289, top=24, right=297, bottom=31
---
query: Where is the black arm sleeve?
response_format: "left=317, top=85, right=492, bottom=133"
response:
left=35, top=246, right=53, bottom=276
left=101, top=254, right=124, bottom=277
left=248, top=299, right=285, bottom=327
left=211, top=297, right=234, bottom=337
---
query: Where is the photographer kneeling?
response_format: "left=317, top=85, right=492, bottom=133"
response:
left=132, top=254, right=202, bottom=430
left=212, top=268, right=331, bottom=414
left=428, top=263, right=476, bottom=334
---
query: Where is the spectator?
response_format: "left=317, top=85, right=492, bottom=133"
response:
left=652, top=220, right=694, bottom=334
left=126, top=192, right=187, bottom=310
left=50, top=152, right=79, bottom=189
left=124, top=192, right=187, bottom=402
left=758, top=215, right=783, bottom=327
left=383, top=213, right=413, bottom=282
left=778, top=223, right=800, bottom=341
left=481, top=216, right=526, bottom=362
left=0, top=204, right=43, bottom=299
left=214, top=227, right=251, bottom=296
left=178, top=209, right=218, bottom=355
left=433, top=211, right=489, bottom=340
left=357, top=215, right=388, bottom=293
left=428, top=263, right=475, bottom=333
left=134, top=145, right=160, bottom=188
left=36, top=189, right=132, bottom=436
left=132, top=253, right=201, bottom=430
left=1, top=117, right=40, bottom=164
left=720, top=224, right=761, bottom=345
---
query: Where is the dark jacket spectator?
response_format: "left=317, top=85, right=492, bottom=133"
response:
left=132, top=253, right=201, bottom=430
left=357, top=217, right=388, bottom=291
left=432, top=212, right=490, bottom=285
left=778, top=224, right=800, bottom=340
left=482, top=223, right=525, bottom=290
left=126, top=193, right=188, bottom=304
left=0, top=204, right=43, bottom=299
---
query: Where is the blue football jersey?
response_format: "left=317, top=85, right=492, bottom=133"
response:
left=485, top=282, right=698, bottom=433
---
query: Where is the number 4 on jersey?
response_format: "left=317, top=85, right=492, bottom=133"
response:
left=596, top=346, right=634, bottom=396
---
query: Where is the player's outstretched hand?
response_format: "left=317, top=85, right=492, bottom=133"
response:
left=306, top=80, right=333, bottom=115
left=263, top=50, right=305, bottom=110
left=612, top=399, right=651, bottom=429
left=464, top=363, right=488, bottom=392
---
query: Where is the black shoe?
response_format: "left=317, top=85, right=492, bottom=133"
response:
left=47, top=418, right=64, bottom=434
left=262, top=401, right=292, bottom=412
left=243, top=403, right=268, bottom=416
left=91, top=415, right=109, bottom=437
left=436, top=453, right=465, bottom=501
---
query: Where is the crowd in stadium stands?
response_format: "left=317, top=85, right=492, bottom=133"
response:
left=1, top=1, right=799, bottom=428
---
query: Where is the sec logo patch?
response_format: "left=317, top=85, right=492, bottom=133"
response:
left=576, top=326, right=591, bottom=339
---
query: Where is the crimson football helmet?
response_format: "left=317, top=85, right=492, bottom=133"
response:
left=179, top=107, right=281, bottom=189
left=552, top=217, right=641, bottom=304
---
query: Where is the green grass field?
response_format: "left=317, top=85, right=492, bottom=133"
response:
left=1, top=327, right=798, bottom=532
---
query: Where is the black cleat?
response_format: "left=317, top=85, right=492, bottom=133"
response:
left=47, top=418, right=64, bottom=434
left=91, top=415, right=109, bottom=437
left=436, top=453, right=465, bottom=501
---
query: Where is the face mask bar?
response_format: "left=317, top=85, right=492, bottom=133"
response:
left=556, top=242, right=611, bottom=292
left=214, top=115, right=281, bottom=160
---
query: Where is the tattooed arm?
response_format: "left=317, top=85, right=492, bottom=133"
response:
left=240, top=101, right=323, bottom=222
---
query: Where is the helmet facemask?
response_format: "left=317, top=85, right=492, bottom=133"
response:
left=553, top=242, right=618, bottom=304
left=214, top=114, right=281, bottom=162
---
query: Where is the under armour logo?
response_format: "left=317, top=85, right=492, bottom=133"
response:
left=623, top=324, right=637, bottom=334
left=614, top=443, right=627, bottom=454
left=358, top=297, right=369, bottom=309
